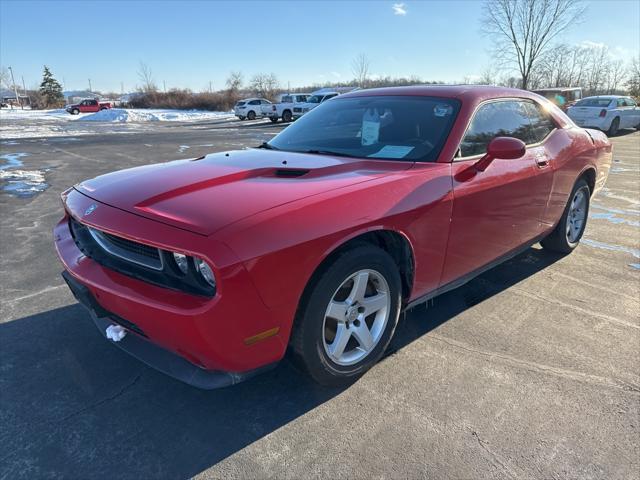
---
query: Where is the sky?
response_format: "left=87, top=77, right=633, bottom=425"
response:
left=1, top=0, right=638, bottom=93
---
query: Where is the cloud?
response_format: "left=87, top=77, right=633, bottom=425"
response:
left=392, top=3, right=407, bottom=16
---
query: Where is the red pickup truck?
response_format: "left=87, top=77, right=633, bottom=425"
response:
left=66, top=99, right=112, bottom=115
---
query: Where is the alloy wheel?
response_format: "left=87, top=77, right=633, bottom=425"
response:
left=566, top=188, right=587, bottom=243
left=322, top=269, right=391, bottom=366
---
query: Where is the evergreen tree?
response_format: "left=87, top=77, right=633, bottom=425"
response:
left=39, top=66, right=64, bottom=107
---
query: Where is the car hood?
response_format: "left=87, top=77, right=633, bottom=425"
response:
left=75, top=149, right=412, bottom=236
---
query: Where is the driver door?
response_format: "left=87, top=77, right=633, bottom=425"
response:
left=441, top=99, right=554, bottom=286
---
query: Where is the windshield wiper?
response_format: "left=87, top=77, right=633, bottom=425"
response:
left=257, top=142, right=279, bottom=150
left=302, top=149, right=357, bottom=158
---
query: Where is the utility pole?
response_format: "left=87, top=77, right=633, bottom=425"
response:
left=163, top=80, right=166, bottom=93
left=209, top=81, right=212, bottom=93
left=21, top=76, right=29, bottom=108
left=8, top=66, right=21, bottom=110
left=121, top=82, right=124, bottom=95
left=88, top=78, right=92, bottom=92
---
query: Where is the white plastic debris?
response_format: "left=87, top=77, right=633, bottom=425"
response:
left=106, top=324, right=127, bottom=342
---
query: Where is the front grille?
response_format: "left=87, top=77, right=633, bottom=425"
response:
left=68, top=217, right=215, bottom=297
left=89, top=228, right=162, bottom=270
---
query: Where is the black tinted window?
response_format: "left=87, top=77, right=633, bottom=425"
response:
left=461, top=101, right=532, bottom=157
left=249, top=100, right=260, bottom=105
left=524, top=102, right=555, bottom=143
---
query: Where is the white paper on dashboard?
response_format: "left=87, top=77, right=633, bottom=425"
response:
left=361, top=120, right=380, bottom=146
left=368, top=145, right=414, bottom=159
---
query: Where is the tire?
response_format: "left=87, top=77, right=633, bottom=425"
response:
left=607, top=117, right=620, bottom=136
left=72, top=109, right=79, bottom=115
left=238, top=116, right=246, bottom=121
left=541, top=178, right=590, bottom=254
left=100, top=107, right=107, bottom=111
left=269, top=117, right=279, bottom=123
left=247, top=110, right=256, bottom=121
left=282, top=110, right=292, bottom=123
left=291, top=245, right=402, bottom=386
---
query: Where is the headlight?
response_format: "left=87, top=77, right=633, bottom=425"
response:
left=195, top=257, right=216, bottom=288
left=173, top=252, right=189, bottom=274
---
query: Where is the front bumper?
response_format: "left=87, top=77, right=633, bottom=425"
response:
left=62, top=271, right=274, bottom=389
left=54, top=189, right=288, bottom=385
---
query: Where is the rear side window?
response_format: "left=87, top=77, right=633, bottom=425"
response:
left=524, top=102, right=556, bottom=144
left=617, top=98, right=625, bottom=107
left=575, top=98, right=613, bottom=107
left=460, top=101, right=532, bottom=157
left=249, top=100, right=260, bottom=105
left=281, top=95, right=292, bottom=103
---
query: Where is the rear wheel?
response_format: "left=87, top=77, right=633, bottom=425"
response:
left=282, top=110, right=292, bottom=123
left=607, top=117, right=620, bottom=136
left=541, top=178, right=590, bottom=254
left=247, top=110, right=256, bottom=121
left=238, top=116, right=246, bottom=121
left=291, top=245, right=402, bottom=386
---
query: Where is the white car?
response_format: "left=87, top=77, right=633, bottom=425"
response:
left=264, top=93, right=311, bottom=123
left=292, top=90, right=341, bottom=119
left=234, top=98, right=271, bottom=121
left=567, top=95, right=640, bottom=136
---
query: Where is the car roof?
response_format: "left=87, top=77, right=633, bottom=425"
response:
left=533, top=87, right=581, bottom=92
left=340, top=85, right=543, bottom=102
left=579, top=95, right=624, bottom=100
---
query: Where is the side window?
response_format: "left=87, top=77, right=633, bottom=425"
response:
left=460, top=101, right=533, bottom=157
left=524, top=101, right=556, bottom=143
left=617, top=98, right=625, bottom=108
left=249, top=100, right=260, bottom=105
left=625, top=97, right=637, bottom=107
left=281, top=95, right=292, bottom=103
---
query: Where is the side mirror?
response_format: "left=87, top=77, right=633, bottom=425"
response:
left=474, top=137, right=526, bottom=172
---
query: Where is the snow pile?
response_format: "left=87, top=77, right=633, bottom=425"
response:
left=80, top=108, right=235, bottom=123
left=0, top=108, right=73, bottom=121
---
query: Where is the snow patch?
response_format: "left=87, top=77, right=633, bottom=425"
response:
left=79, top=108, right=235, bottom=123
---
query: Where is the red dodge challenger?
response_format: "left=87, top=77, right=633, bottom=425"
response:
left=55, top=86, right=612, bottom=388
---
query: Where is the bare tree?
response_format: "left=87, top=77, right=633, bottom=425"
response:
left=250, top=73, right=280, bottom=99
left=137, top=61, right=157, bottom=93
left=226, top=71, right=243, bottom=92
left=627, top=56, right=640, bottom=98
left=0, top=67, right=10, bottom=90
left=351, top=53, right=371, bottom=88
left=605, top=59, right=626, bottom=94
left=482, top=0, right=586, bottom=89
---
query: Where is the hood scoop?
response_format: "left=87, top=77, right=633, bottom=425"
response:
left=273, top=168, right=310, bottom=178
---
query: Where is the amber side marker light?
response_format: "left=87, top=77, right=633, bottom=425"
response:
left=243, top=327, right=280, bottom=345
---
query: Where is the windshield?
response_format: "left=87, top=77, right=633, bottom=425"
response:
left=574, top=98, right=613, bottom=107
left=268, top=95, right=460, bottom=162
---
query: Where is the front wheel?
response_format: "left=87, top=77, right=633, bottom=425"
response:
left=247, top=110, right=256, bottom=120
left=291, top=245, right=402, bottom=386
left=541, top=178, right=590, bottom=254
left=72, top=109, right=79, bottom=115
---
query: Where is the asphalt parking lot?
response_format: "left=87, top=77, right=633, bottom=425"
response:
left=1, top=120, right=638, bottom=479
